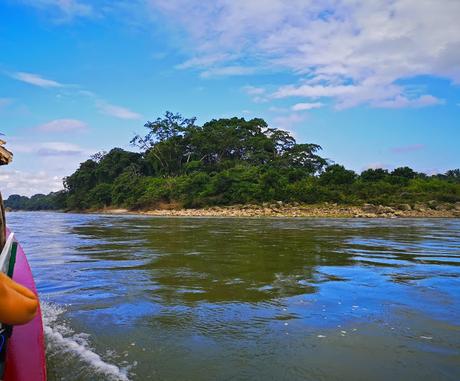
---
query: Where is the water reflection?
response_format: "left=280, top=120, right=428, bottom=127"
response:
left=71, top=217, right=460, bottom=303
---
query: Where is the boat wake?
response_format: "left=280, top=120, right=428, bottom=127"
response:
left=41, top=302, right=133, bottom=381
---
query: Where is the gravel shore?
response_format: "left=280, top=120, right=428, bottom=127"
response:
left=96, top=202, right=460, bottom=218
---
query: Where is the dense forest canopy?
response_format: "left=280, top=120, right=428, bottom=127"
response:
left=5, top=112, right=460, bottom=211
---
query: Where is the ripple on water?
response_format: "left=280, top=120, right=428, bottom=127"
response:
left=6, top=212, right=460, bottom=381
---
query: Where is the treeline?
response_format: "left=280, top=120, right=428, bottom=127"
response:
left=5, top=112, right=460, bottom=211
left=5, top=192, right=67, bottom=211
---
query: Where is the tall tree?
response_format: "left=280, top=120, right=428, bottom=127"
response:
left=131, top=111, right=196, bottom=176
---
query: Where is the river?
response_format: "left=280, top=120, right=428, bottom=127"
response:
left=6, top=212, right=460, bottom=380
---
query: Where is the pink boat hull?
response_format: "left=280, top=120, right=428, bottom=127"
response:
left=4, top=229, right=47, bottom=381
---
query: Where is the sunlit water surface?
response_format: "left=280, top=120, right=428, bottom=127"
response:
left=6, top=212, right=460, bottom=381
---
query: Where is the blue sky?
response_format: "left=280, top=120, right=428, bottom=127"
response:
left=0, top=0, right=459, bottom=196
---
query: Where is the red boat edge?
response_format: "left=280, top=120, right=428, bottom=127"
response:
left=3, top=228, right=47, bottom=381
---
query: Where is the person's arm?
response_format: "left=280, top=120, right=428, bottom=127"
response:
left=0, top=273, right=38, bottom=325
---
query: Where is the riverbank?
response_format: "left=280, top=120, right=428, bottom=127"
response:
left=94, top=202, right=460, bottom=218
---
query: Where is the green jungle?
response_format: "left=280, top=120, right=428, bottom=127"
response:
left=6, top=112, right=460, bottom=211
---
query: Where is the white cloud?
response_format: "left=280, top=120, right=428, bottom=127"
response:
left=18, top=0, right=93, bottom=20
left=1, top=138, right=98, bottom=196
left=291, top=102, right=323, bottom=111
left=272, top=113, right=304, bottom=132
left=0, top=169, right=63, bottom=197
left=77, top=90, right=143, bottom=120
left=176, top=54, right=233, bottom=70
left=5, top=71, right=139, bottom=121
left=200, top=65, right=256, bottom=78
left=11, top=72, right=64, bottom=88
left=373, top=95, right=444, bottom=109
left=275, top=83, right=444, bottom=110
left=37, top=119, right=88, bottom=133
left=9, top=141, right=87, bottom=157
left=36, top=142, right=85, bottom=156
left=96, top=101, right=142, bottom=120
left=147, top=0, right=460, bottom=108
left=242, top=85, right=269, bottom=103
left=274, top=84, right=356, bottom=99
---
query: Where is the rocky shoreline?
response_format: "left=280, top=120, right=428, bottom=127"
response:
left=97, top=201, right=460, bottom=218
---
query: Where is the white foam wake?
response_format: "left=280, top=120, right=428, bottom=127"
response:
left=42, top=302, right=132, bottom=381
